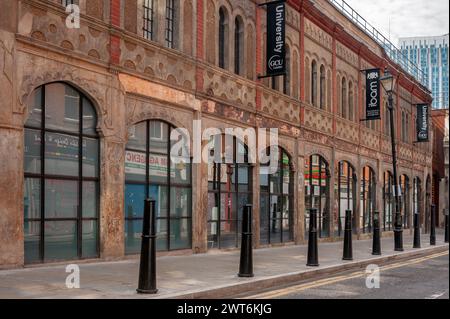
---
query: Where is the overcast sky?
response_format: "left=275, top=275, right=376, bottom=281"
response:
left=342, top=0, right=449, bottom=45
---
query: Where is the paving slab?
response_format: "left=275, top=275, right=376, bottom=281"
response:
left=0, top=232, right=448, bottom=299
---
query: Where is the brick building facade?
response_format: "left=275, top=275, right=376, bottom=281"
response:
left=0, top=0, right=436, bottom=269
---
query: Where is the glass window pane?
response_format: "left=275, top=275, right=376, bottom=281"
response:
left=45, top=132, right=79, bottom=176
left=127, top=122, right=147, bottom=151
left=24, top=178, right=41, bottom=220
left=82, top=182, right=98, bottom=218
left=171, top=159, right=191, bottom=185
left=125, top=150, right=146, bottom=182
left=82, top=98, right=97, bottom=135
left=220, top=221, right=238, bottom=248
left=45, top=180, right=78, bottom=219
left=125, top=219, right=142, bottom=254
left=170, top=187, right=191, bottom=217
left=26, top=87, right=43, bottom=128
left=207, top=192, right=220, bottom=221
left=44, top=220, right=77, bottom=261
left=149, top=185, right=168, bottom=218
left=156, top=219, right=168, bottom=251
left=207, top=221, right=219, bottom=249
left=82, top=220, right=98, bottom=258
left=270, top=170, right=281, bottom=194
left=149, top=153, right=169, bottom=184
left=150, top=121, right=168, bottom=154
left=125, top=184, right=146, bottom=219
left=24, top=129, right=41, bottom=174
left=170, top=218, right=191, bottom=250
left=238, top=166, right=249, bottom=191
left=24, top=221, right=40, bottom=263
left=82, top=138, right=98, bottom=177
left=45, top=83, right=80, bottom=133
left=259, top=194, right=269, bottom=245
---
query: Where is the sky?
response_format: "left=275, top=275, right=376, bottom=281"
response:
left=342, top=0, right=449, bottom=46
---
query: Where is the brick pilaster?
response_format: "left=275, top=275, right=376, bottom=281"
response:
left=109, top=0, right=121, bottom=65
left=195, top=0, right=204, bottom=92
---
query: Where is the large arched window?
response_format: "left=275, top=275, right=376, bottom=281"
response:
left=311, top=60, right=318, bottom=107
left=383, top=171, right=394, bottom=231
left=260, top=148, right=294, bottom=245
left=400, top=174, right=411, bottom=229
left=360, top=166, right=376, bottom=233
left=207, top=136, right=252, bottom=249
left=341, top=77, right=347, bottom=119
left=319, top=65, right=326, bottom=110
left=304, top=155, right=330, bottom=238
left=24, top=83, right=99, bottom=264
left=124, top=120, right=192, bottom=253
left=336, top=161, right=356, bottom=237
left=218, top=7, right=229, bottom=69
left=413, top=176, right=422, bottom=228
left=234, top=16, right=244, bottom=76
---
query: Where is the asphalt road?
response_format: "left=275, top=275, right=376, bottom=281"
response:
left=242, top=252, right=449, bottom=299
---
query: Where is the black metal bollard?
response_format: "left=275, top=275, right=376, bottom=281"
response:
left=137, top=199, right=158, bottom=294
left=372, top=211, right=381, bottom=255
left=343, top=210, right=353, bottom=261
left=430, top=204, right=436, bottom=246
left=445, top=211, right=449, bottom=243
left=238, top=205, right=254, bottom=277
left=307, top=208, right=319, bottom=266
left=413, top=213, right=421, bottom=249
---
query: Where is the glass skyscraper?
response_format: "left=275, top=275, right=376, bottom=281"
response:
left=399, top=34, right=449, bottom=109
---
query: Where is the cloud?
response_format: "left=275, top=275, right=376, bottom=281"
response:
left=342, top=0, right=449, bottom=45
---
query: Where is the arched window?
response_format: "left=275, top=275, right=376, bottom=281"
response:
left=234, top=16, right=244, bottom=75
left=165, top=0, right=178, bottom=49
left=341, top=77, right=347, bottom=118
left=24, top=83, right=99, bottom=264
left=383, top=171, right=394, bottom=231
left=401, top=111, right=406, bottom=142
left=218, top=7, right=229, bottom=69
left=283, top=46, right=291, bottom=95
left=311, top=60, right=317, bottom=107
left=405, top=113, right=409, bottom=143
left=348, top=81, right=354, bottom=121
left=207, top=136, right=252, bottom=249
left=260, top=148, right=294, bottom=244
left=360, top=166, right=376, bottom=233
left=320, top=65, right=326, bottom=110
left=336, top=161, right=356, bottom=237
left=384, top=102, right=391, bottom=136
left=400, top=175, right=411, bottom=229
left=326, top=69, right=332, bottom=111
left=124, top=120, right=192, bottom=253
left=304, top=155, right=330, bottom=238
left=143, top=0, right=155, bottom=40
left=425, top=175, right=431, bottom=232
left=413, top=177, right=422, bottom=228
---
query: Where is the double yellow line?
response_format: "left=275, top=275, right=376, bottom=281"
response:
left=243, top=251, right=449, bottom=299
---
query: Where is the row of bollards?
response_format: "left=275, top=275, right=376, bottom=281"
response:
left=305, top=204, right=443, bottom=267
left=135, top=198, right=446, bottom=294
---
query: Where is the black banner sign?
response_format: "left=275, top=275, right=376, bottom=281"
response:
left=365, top=68, right=381, bottom=120
left=416, top=103, right=429, bottom=142
left=266, top=1, right=286, bottom=76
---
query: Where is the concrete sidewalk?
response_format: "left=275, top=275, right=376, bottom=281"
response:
left=0, top=233, right=448, bottom=299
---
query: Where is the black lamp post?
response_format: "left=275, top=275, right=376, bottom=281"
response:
left=380, top=68, right=403, bottom=251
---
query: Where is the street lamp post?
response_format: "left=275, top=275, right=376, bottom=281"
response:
left=380, top=68, right=404, bottom=251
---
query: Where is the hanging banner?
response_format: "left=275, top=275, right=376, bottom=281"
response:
left=416, top=103, right=429, bottom=142
left=365, top=68, right=381, bottom=120
left=266, top=0, right=286, bottom=76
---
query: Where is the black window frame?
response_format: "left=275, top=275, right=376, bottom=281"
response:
left=165, top=0, right=176, bottom=48
left=260, top=148, right=294, bottom=245
left=24, top=82, right=100, bottom=264
left=361, top=166, right=376, bottom=234
left=124, top=120, right=193, bottom=253
left=383, top=171, right=394, bottom=231
left=337, top=161, right=356, bottom=237
left=143, top=0, right=155, bottom=41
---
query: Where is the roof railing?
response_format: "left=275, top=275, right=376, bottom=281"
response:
left=327, top=0, right=428, bottom=88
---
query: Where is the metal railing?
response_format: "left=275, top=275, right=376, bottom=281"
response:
left=327, top=0, right=428, bottom=88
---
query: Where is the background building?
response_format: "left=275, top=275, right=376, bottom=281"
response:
left=399, top=34, right=449, bottom=109
left=0, top=0, right=437, bottom=269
